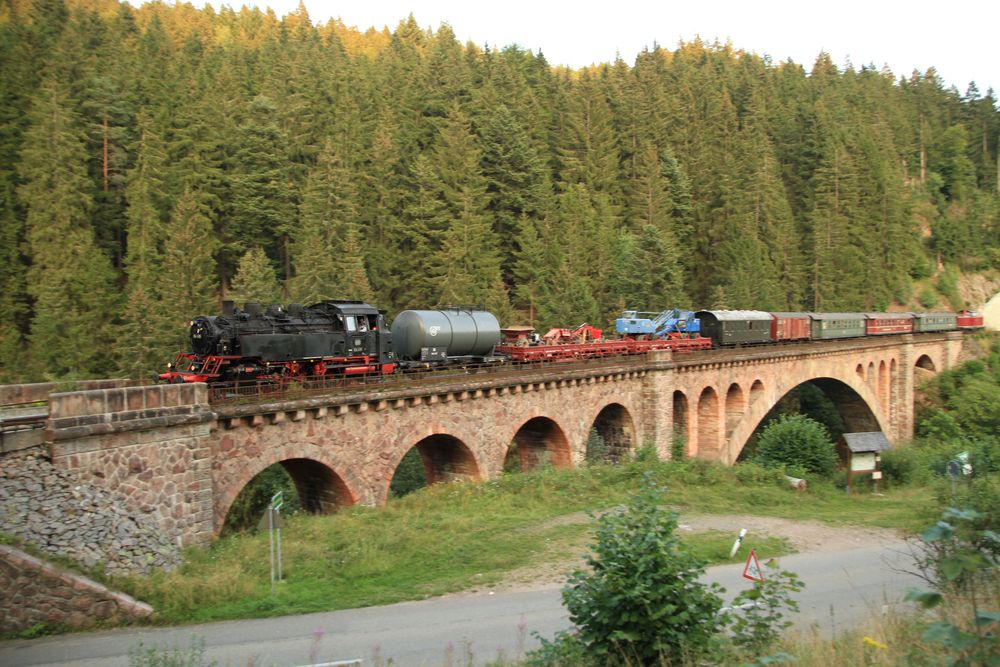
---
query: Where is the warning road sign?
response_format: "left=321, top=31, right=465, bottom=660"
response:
left=742, top=548, right=765, bottom=582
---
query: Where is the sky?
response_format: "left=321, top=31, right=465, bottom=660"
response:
left=195, top=0, right=998, bottom=94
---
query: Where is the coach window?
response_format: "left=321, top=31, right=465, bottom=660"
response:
left=346, top=316, right=356, bottom=332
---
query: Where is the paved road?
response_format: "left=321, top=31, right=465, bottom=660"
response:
left=0, top=540, right=922, bottom=667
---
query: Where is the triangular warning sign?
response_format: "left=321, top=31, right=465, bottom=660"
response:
left=742, top=548, right=765, bottom=582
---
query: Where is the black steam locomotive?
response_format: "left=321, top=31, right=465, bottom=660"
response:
left=158, top=300, right=502, bottom=384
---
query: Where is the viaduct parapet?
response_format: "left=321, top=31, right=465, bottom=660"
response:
left=2, top=332, right=964, bottom=548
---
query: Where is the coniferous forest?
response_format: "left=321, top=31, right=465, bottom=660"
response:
left=2, top=0, right=999, bottom=383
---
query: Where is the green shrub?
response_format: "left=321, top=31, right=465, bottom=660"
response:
left=906, top=506, right=1000, bottom=666
left=128, top=636, right=215, bottom=667
left=752, top=414, right=839, bottom=477
left=728, top=563, right=803, bottom=655
left=555, top=474, right=725, bottom=665
left=917, top=409, right=965, bottom=441
left=390, top=448, right=428, bottom=497
left=733, top=462, right=788, bottom=486
left=919, top=286, right=940, bottom=309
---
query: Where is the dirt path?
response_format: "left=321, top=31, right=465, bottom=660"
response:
left=480, top=511, right=902, bottom=593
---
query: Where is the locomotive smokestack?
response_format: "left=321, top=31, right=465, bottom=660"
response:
left=222, top=300, right=235, bottom=316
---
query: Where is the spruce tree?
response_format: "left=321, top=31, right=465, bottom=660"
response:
left=17, top=75, right=118, bottom=378
left=230, top=247, right=282, bottom=306
left=160, top=188, right=219, bottom=347
left=118, top=110, right=173, bottom=376
left=429, top=104, right=510, bottom=319
left=290, top=140, right=373, bottom=304
left=227, top=95, right=297, bottom=280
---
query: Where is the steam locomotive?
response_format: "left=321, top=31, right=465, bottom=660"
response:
left=158, top=300, right=503, bottom=384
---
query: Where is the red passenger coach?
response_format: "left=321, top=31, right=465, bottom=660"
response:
left=865, top=313, right=914, bottom=335
left=770, top=313, right=811, bottom=342
left=957, top=310, right=985, bottom=329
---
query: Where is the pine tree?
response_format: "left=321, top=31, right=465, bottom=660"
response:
left=613, top=224, right=689, bottom=311
left=478, top=103, right=551, bottom=282
left=160, top=188, right=219, bottom=346
left=227, top=95, right=297, bottom=280
left=290, top=140, right=373, bottom=304
left=358, top=110, right=405, bottom=307
left=396, top=154, right=450, bottom=307
left=17, top=75, right=118, bottom=378
left=428, top=104, right=510, bottom=319
left=117, top=110, right=173, bottom=376
left=511, top=215, right=552, bottom=326
left=808, top=139, right=861, bottom=310
left=230, top=247, right=282, bottom=306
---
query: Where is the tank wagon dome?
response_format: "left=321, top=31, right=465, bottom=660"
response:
left=391, top=309, right=501, bottom=361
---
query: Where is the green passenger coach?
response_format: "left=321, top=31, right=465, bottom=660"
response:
left=809, top=313, right=867, bottom=340
left=913, top=312, right=958, bottom=332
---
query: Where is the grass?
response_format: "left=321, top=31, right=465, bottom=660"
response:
left=115, top=457, right=939, bottom=625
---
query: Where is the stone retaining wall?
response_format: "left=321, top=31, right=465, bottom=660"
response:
left=47, top=384, right=217, bottom=547
left=0, top=544, right=153, bottom=633
left=0, top=452, right=182, bottom=575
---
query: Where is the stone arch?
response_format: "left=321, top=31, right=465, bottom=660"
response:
left=393, top=434, right=481, bottom=487
left=697, top=386, right=721, bottom=459
left=588, top=403, right=636, bottom=463
left=672, top=390, right=690, bottom=457
left=504, top=416, right=572, bottom=472
left=282, top=458, right=356, bottom=513
left=725, top=374, right=887, bottom=465
left=725, top=383, right=747, bottom=438
left=916, top=354, right=937, bottom=373
left=216, top=450, right=358, bottom=534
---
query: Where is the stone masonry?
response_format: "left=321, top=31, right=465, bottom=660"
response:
left=0, top=544, right=153, bottom=633
left=46, top=383, right=215, bottom=547
left=0, top=452, right=182, bottom=575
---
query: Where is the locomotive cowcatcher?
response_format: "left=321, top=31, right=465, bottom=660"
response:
left=157, top=300, right=396, bottom=384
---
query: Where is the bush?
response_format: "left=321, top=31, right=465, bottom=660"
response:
left=752, top=414, right=839, bottom=477
left=906, top=506, right=1000, bottom=666
left=728, top=563, right=803, bottom=654
left=553, top=474, right=725, bottom=665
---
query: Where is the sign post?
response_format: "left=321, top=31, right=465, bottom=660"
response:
left=259, top=491, right=285, bottom=595
left=272, top=491, right=284, bottom=584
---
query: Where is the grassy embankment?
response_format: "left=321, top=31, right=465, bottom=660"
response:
left=118, top=456, right=938, bottom=625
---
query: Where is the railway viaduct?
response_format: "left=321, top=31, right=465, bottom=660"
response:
left=2, top=332, right=964, bottom=547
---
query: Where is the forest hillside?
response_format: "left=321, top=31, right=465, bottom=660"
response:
left=1, top=0, right=998, bottom=382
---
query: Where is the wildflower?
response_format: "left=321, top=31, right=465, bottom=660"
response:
left=863, top=635, right=888, bottom=650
